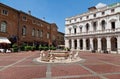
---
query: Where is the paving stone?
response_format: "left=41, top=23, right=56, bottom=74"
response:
left=60, top=76, right=101, bottom=79
left=0, top=61, right=16, bottom=66
left=84, top=64, right=120, bottom=74
left=105, top=74, right=120, bottom=79
left=0, top=51, right=120, bottom=79
left=52, top=64, right=91, bottom=77
left=0, top=66, right=46, bottom=79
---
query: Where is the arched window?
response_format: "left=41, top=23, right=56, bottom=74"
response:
left=101, top=37, right=107, bottom=51
left=73, top=25, right=77, bottom=34
left=80, top=39, right=83, bottom=49
left=32, top=28, right=35, bottom=36
left=53, top=35, right=55, bottom=40
left=0, top=21, right=7, bottom=32
left=80, top=27, right=82, bottom=33
left=22, top=26, right=26, bottom=36
left=74, top=40, right=77, bottom=49
left=40, top=30, right=43, bottom=38
left=36, top=30, right=39, bottom=37
left=111, top=22, right=115, bottom=30
left=69, top=40, right=72, bottom=49
left=111, top=37, right=117, bottom=51
left=74, top=28, right=77, bottom=34
left=101, top=20, right=106, bottom=31
left=109, top=19, right=116, bottom=31
left=86, top=38, right=90, bottom=50
left=47, top=32, right=50, bottom=39
left=86, top=23, right=89, bottom=33
left=93, top=22, right=97, bottom=31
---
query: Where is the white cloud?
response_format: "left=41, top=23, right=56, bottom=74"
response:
left=95, top=3, right=107, bottom=8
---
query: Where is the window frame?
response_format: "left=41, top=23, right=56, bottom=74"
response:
left=111, top=9, right=115, bottom=13
left=32, top=28, right=35, bottom=37
left=93, top=14, right=96, bottom=17
left=40, top=30, right=43, bottom=38
left=22, top=16, right=27, bottom=21
left=22, top=26, right=26, bottom=36
left=47, top=33, right=50, bottom=39
left=0, top=21, right=7, bottom=33
left=1, top=9, right=8, bottom=15
left=111, top=21, right=115, bottom=30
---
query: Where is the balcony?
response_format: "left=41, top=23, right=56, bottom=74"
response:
left=65, top=28, right=120, bottom=37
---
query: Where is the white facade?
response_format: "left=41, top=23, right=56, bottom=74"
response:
left=65, top=2, right=120, bottom=54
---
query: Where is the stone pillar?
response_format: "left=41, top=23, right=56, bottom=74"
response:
left=77, top=39, right=80, bottom=50
left=83, top=24, right=86, bottom=33
left=98, top=21, right=101, bottom=31
left=116, top=14, right=120, bottom=29
left=71, top=39, right=74, bottom=50
left=83, top=38, right=86, bottom=51
left=117, top=36, right=120, bottom=54
left=77, top=27, right=80, bottom=34
left=90, top=38, right=93, bottom=51
left=106, top=17, right=110, bottom=30
left=107, top=37, right=111, bottom=52
left=65, top=39, right=69, bottom=48
left=90, top=22, right=93, bottom=32
left=71, top=28, right=74, bottom=34
left=98, top=37, right=101, bottom=52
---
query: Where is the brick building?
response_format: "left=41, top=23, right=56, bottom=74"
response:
left=0, top=3, right=60, bottom=47
left=57, top=32, right=64, bottom=46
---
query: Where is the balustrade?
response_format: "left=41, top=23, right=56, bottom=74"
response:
left=65, top=28, right=120, bottom=37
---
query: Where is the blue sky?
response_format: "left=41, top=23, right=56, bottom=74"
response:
left=0, top=0, right=119, bottom=33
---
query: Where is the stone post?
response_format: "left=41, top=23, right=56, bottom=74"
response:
left=107, top=37, right=111, bottom=53
left=77, top=39, right=80, bottom=50
left=65, top=39, right=69, bottom=49
left=98, top=37, right=101, bottom=52
left=71, top=39, right=74, bottom=50
left=117, top=36, right=120, bottom=54
left=90, top=38, right=93, bottom=51
left=83, top=38, right=86, bottom=51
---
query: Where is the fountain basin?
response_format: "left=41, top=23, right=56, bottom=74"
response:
left=50, top=51, right=69, bottom=58
left=34, top=50, right=83, bottom=63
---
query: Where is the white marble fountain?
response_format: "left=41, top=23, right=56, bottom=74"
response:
left=35, top=50, right=82, bottom=63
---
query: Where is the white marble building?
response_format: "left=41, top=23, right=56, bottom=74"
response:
left=65, top=2, right=120, bottom=54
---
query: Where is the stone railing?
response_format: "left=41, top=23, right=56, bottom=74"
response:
left=65, top=28, right=120, bottom=37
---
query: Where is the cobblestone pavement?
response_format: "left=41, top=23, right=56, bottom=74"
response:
left=0, top=51, right=120, bottom=79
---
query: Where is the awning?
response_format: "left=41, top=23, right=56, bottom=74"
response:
left=0, top=37, right=11, bottom=44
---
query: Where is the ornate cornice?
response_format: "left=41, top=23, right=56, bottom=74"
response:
left=65, top=4, right=120, bottom=21
left=66, top=12, right=120, bottom=26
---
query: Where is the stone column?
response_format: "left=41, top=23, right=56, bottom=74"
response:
left=117, top=36, right=120, bottom=54
left=77, top=27, right=80, bottom=34
left=77, top=39, right=80, bottom=50
left=65, top=27, right=69, bottom=34
left=65, top=39, right=69, bottom=48
left=71, top=39, right=74, bottom=50
left=71, top=28, right=74, bottom=34
left=107, top=37, right=111, bottom=52
left=83, top=38, right=86, bottom=51
left=116, top=14, right=120, bottom=29
left=90, top=38, right=93, bottom=51
left=98, top=37, right=101, bottom=52
left=83, top=24, right=86, bottom=33
left=98, top=21, right=101, bottom=31
left=90, top=22, right=93, bottom=32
